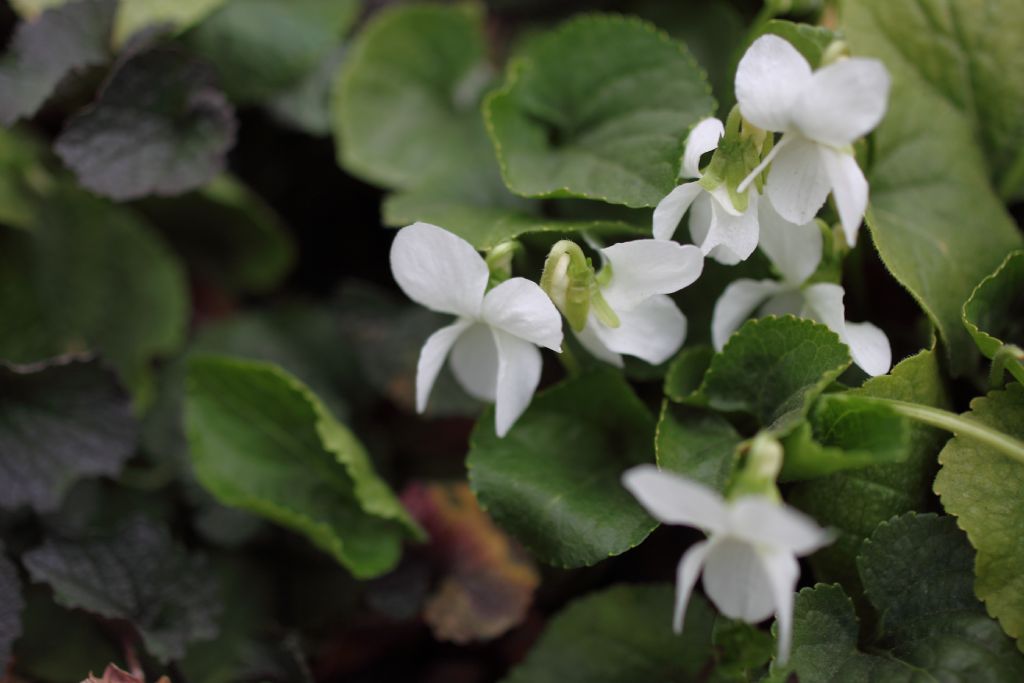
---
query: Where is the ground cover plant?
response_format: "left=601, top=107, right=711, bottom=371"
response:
left=1, top=0, right=1023, bottom=681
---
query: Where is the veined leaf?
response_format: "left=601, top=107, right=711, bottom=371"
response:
left=963, top=250, right=1024, bottom=384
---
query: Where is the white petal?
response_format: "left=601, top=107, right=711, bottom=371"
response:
left=390, top=222, right=488, bottom=318
left=819, top=146, right=868, bottom=247
left=688, top=192, right=713, bottom=248
left=449, top=322, right=499, bottom=402
left=702, top=538, right=777, bottom=622
left=653, top=182, right=704, bottom=241
left=760, top=550, right=800, bottom=665
left=765, top=137, right=831, bottom=225
left=799, top=282, right=848, bottom=339
left=481, top=277, right=563, bottom=351
left=588, top=295, right=687, bottom=365
left=735, top=35, right=813, bottom=132
left=757, top=197, right=822, bottom=285
left=673, top=540, right=712, bottom=633
left=682, top=118, right=724, bottom=178
left=415, top=320, right=473, bottom=413
left=708, top=183, right=743, bottom=217
left=573, top=324, right=624, bottom=368
left=758, top=289, right=807, bottom=317
left=701, top=192, right=760, bottom=264
left=711, top=279, right=783, bottom=350
left=727, top=497, right=834, bottom=555
left=791, top=58, right=891, bottom=147
left=621, top=464, right=728, bottom=532
left=492, top=329, right=543, bottom=437
left=600, top=240, right=703, bottom=311
left=844, top=321, right=892, bottom=377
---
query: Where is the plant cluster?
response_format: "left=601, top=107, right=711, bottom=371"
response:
left=0, top=0, right=1022, bottom=681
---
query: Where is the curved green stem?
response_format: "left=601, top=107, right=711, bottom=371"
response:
left=879, top=399, right=1024, bottom=466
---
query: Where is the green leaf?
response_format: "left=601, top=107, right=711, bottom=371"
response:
left=787, top=349, right=952, bottom=591
left=135, top=175, right=296, bottom=294
left=842, top=0, right=1024, bottom=374
left=500, top=584, right=715, bottom=683
left=0, top=358, right=137, bottom=513
left=187, top=0, right=359, bottom=104
left=55, top=45, right=237, bottom=201
left=332, top=3, right=495, bottom=190
left=963, top=250, right=1024, bottom=384
left=112, top=0, right=228, bottom=45
left=709, top=617, right=774, bottom=682
left=0, top=545, right=23, bottom=671
left=9, top=0, right=68, bottom=18
left=22, top=517, right=221, bottom=663
left=267, top=45, right=347, bottom=136
left=934, top=383, right=1024, bottom=652
left=467, top=369, right=657, bottom=568
left=0, top=188, right=189, bottom=397
left=655, top=402, right=741, bottom=492
left=0, top=0, right=116, bottom=125
left=775, top=514, right=1024, bottom=680
left=663, top=345, right=713, bottom=403
left=696, top=316, right=850, bottom=428
left=779, top=393, right=910, bottom=482
left=484, top=14, right=714, bottom=208
left=185, top=355, right=423, bottom=579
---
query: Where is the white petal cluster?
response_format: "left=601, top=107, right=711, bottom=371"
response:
left=575, top=240, right=703, bottom=367
left=653, top=118, right=760, bottom=265
left=623, top=465, right=833, bottom=664
left=390, top=222, right=563, bottom=436
left=711, top=201, right=892, bottom=376
left=735, top=35, right=890, bottom=246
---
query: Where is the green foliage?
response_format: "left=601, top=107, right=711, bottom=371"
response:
left=485, top=14, right=714, bottom=208
left=655, top=402, right=741, bottom=492
left=333, top=3, right=493, bottom=190
left=774, top=514, right=1024, bottom=680
left=185, top=355, right=423, bottom=579
left=779, top=393, right=910, bottom=481
left=0, top=186, right=189, bottom=397
left=22, top=517, right=221, bottom=663
left=0, top=545, right=22, bottom=670
left=468, top=369, right=657, bottom=568
left=135, top=175, right=296, bottom=294
left=751, top=19, right=835, bottom=67
left=963, top=250, right=1024, bottom=384
left=0, top=358, right=136, bottom=513
left=935, top=383, right=1024, bottom=652
left=696, top=316, right=850, bottom=428
left=0, top=0, right=116, bottom=125
left=842, top=0, right=1024, bottom=374
left=788, top=349, right=952, bottom=590
left=55, top=45, right=236, bottom=201
left=663, top=345, right=713, bottom=403
left=501, top=584, right=715, bottom=683
left=188, top=0, right=359, bottom=104
left=112, top=0, right=229, bottom=45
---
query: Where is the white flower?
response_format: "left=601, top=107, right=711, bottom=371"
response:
left=735, top=35, right=890, bottom=246
left=390, top=222, right=563, bottom=436
left=711, top=200, right=892, bottom=376
left=573, top=240, right=703, bottom=367
left=622, top=464, right=832, bottom=664
left=653, top=117, right=760, bottom=265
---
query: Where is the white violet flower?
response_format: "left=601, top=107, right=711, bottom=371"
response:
left=622, top=465, right=833, bottom=664
left=568, top=239, right=703, bottom=367
left=735, top=34, right=890, bottom=246
left=390, top=222, right=563, bottom=437
left=653, top=117, right=760, bottom=265
left=711, top=200, right=892, bottom=376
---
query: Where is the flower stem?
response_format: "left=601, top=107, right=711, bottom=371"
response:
left=879, top=398, right=1024, bottom=465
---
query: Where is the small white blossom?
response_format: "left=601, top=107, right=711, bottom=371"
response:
left=574, top=240, right=703, bottom=367
left=653, top=117, right=760, bottom=265
left=711, top=200, right=892, bottom=376
left=622, top=465, right=833, bottom=664
left=735, top=35, right=890, bottom=246
left=390, top=222, right=563, bottom=436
